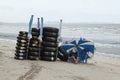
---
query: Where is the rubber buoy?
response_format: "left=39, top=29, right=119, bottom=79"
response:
left=43, top=27, right=59, bottom=33
left=43, top=32, right=58, bottom=38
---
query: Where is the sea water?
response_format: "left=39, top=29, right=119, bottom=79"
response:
left=0, top=23, right=120, bottom=58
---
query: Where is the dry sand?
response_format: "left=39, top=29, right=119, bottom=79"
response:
left=0, top=40, right=120, bottom=80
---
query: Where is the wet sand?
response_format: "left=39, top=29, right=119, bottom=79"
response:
left=0, top=40, right=120, bottom=80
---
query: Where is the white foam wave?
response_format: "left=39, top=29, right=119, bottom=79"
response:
left=0, top=38, right=16, bottom=43
left=95, top=42, right=120, bottom=48
left=96, top=51, right=120, bottom=58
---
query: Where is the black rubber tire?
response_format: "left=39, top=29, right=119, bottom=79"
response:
left=43, top=47, right=57, bottom=52
left=32, top=28, right=40, bottom=33
left=29, top=44, right=39, bottom=47
left=16, top=49, right=27, bottom=53
left=19, top=31, right=28, bottom=35
left=40, top=56, right=56, bottom=61
left=31, top=32, right=40, bottom=37
left=14, top=56, right=26, bottom=60
left=29, top=47, right=40, bottom=52
left=43, top=27, right=59, bottom=33
left=41, top=51, right=57, bottom=57
left=57, top=47, right=68, bottom=61
left=17, top=39, right=28, bottom=44
left=43, top=32, right=58, bottom=38
left=17, top=43, right=28, bottom=47
left=57, top=52, right=68, bottom=61
left=42, top=41, right=58, bottom=47
left=58, top=47, right=68, bottom=56
left=17, top=36, right=28, bottom=40
left=32, top=36, right=39, bottom=39
left=42, top=37, right=57, bottom=42
left=32, top=35, right=39, bottom=38
left=30, top=37, right=40, bottom=41
left=15, top=53, right=26, bottom=57
left=28, top=52, right=39, bottom=56
left=29, top=38, right=40, bottom=44
left=16, top=45, right=27, bottom=48
left=16, top=46, right=27, bottom=50
left=28, top=56, right=39, bottom=60
left=19, top=34, right=28, bottom=37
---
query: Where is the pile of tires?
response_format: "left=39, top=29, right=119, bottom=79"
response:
left=41, top=27, right=59, bottom=61
left=28, top=28, right=40, bottom=60
left=15, top=31, right=28, bottom=60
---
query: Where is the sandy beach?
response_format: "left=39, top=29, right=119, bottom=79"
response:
left=0, top=40, right=120, bottom=80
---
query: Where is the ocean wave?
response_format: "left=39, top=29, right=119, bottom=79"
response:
left=0, top=38, right=16, bottom=43
left=96, top=51, right=120, bottom=58
left=95, top=42, right=120, bottom=48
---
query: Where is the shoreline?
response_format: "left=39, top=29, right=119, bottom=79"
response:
left=0, top=40, right=120, bottom=80
left=0, top=38, right=120, bottom=59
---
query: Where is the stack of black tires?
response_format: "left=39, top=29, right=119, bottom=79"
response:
left=15, top=31, right=28, bottom=60
left=41, top=27, right=59, bottom=61
left=28, top=28, right=40, bottom=60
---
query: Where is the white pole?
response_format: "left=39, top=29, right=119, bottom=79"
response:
left=59, top=19, right=62, bottom=42
left=40, top=17, right=44, bottom=40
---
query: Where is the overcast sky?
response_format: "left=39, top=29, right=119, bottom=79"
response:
left=0, top=0, right=120, bottom=23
